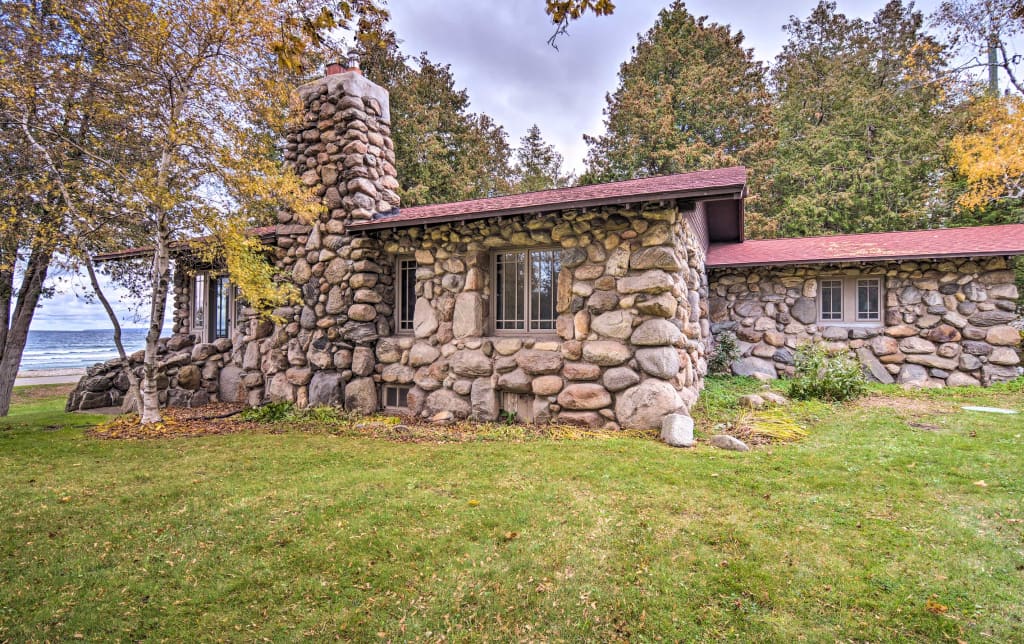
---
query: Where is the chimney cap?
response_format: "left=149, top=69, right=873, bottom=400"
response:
left=346, top=44, right=362, bottom=72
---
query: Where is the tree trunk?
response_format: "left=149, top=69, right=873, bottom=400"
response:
left=139, top=209, right=171, bottom=425
left=0, top=244, right=54, bottom=416
left=83, top=255, right=142, bottom=413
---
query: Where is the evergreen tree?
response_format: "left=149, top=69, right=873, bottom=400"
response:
left=512, top=124, right=574, bottom=193
left=765, top=1, right=953, bottom=237
left=581, top=1, right=774, bottom=192
left=361, top=34, right=512, bottom=206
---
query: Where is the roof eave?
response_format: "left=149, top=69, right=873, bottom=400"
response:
left=348, top=185, right=745, bottom=232
left=706, top=249, right=1021, bottom=269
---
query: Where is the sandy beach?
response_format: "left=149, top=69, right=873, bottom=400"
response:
left=15, top=368, right=85, bottom=387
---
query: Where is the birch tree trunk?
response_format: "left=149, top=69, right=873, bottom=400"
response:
left=139, top=207, right=171, bottom=425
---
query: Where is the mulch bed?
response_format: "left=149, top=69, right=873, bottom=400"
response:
left=86, top=402, right=659, bottom=443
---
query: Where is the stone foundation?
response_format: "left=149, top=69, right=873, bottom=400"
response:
left=708, top=257, right=1021, bottom=386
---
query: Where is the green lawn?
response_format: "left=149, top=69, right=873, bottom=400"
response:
left=1, top=379, right=1023, bottom=642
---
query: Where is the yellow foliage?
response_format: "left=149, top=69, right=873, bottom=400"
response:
left=950, top=95, right=1024, bottom=209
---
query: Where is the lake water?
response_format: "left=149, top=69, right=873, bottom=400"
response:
left=20, top=328, right=150, bottom=372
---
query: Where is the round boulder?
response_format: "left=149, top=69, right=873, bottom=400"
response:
left=615, top=380, right=683, bottom=430
left=557, top=383, right=612, bottom=410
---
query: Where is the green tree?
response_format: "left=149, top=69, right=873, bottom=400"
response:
left=765, top=1, right=953, bottom=237
left=512, top=124, right=574, bottom=193
left=581, top=2, right=774, bottom=200
left=361, top=34, right=512, bottom=206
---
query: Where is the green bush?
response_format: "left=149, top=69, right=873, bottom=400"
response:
left=240, top=402, right=353, bottom=425
left=240, top=402, right=296, bottom=423
left=708, top=331, right=740, bottom=375
left=787, top=343, right=867, bottom=402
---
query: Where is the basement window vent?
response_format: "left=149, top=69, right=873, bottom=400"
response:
left=500, top=392, right=535, bottom=424
left=383, top=385, right=410, bottom=409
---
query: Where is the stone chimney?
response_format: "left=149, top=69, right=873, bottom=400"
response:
left=246, top=63, right=400, bottom=411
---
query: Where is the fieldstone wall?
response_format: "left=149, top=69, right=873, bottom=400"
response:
left=65, top=333, right=239, bottom=411
left=708, top=257, right=1022, bottom=387
left=371, top=203, right=709, bottom=429
left=229, top=69, right=401, bottom=411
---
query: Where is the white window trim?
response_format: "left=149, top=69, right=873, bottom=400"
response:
left=490, top=247, right=561, bottom=336
left=817, top=275, right=884, bottom=326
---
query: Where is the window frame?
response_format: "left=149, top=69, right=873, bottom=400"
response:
left=395, top=256, right=417, bottom=335
left=192, top=271, right=239, bottom=343
left=490, top=247, right=562, bottom=336
left=816, top=275, right=884, bottom=326
left=382, top=384, right=411, bottom=411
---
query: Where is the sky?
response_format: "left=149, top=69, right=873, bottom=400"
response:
left=33, top=0, right=958, bottom=331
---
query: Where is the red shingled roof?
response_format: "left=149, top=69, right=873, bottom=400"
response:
left=348, top=166, right=747, bottom=230
left=706, top=224, right=1024, bottom=268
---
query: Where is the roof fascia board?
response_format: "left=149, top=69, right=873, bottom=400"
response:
left=349, top=186, right=744, bottom=232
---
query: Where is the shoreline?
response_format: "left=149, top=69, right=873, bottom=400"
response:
left=16, top=368, right=86, bottom=387
left=18, top=368, right=87, bottom=378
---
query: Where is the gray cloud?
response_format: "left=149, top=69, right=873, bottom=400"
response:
left=388, top=0, right=944, bottom=172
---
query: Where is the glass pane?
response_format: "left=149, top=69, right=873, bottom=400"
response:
left=857, top=279, right=880, bottom=320
left=213, top=276, right=230, bottom=339
left=495, top=251, right=525, bottom=330
left=530, top=249, right=560, bottom=330
left=820, top=279, right=843, bottom=321
left=398, top=259, right=417, bottom=331
left=193, top=274, right=205, bottom=329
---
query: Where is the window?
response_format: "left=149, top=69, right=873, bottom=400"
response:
left=193, top=272, right=236, bottom=342
left=817, top=276, right=883, bottom=324
left=193, top=274, right=206, bottom=331
left=820, top=279, right=843, bottom=321
left=383, top=385, right=410, bottom=409
left=856, top=279, right=880, bottom=321
left=211, top=275, right=232, bottom=340
left=494, top=249, right=561, bottom=333
left=396, top=258, right=417, bottom=333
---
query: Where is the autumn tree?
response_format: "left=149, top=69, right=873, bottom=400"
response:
left=512, top=124, right=574, bottom=193
left=764, top=1, right=953, bottom=237
left=361, top=32, right=513, bottom=206
left=4, top=0, right=379, bottom=423
left=0, top=1, right=146, bottom=415
left=945, top=95, right=1024, bottom=223
left=581, top=1, right=774, bottom=198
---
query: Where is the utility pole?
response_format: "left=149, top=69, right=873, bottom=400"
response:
left=988, top=34, right=1000, bottom=96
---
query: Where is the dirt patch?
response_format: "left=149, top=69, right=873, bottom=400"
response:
left=88, top=403, right=252, bottom=440
left=854, top=393, right=957, bottom=419
left=87, top=402, right=656, bottom=443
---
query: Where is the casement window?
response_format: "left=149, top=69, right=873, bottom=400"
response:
left=818, top=276, right=883, bottom=324
left=395, top=257, right=417, bottom=334
left=192, top=272, right=237, bottom=342
left=493, top=248, right=561, bottom=333
left=382, top=385, right=410, bottom=410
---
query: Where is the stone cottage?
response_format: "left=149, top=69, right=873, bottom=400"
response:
left=69, top=63, right=1024, bottom=427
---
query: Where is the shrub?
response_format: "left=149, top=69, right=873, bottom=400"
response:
left=787, top=343, right=867, bottom=402
left=709, top=331, right=740, bottom=375
left=240, top=401, right=296, bottom=423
